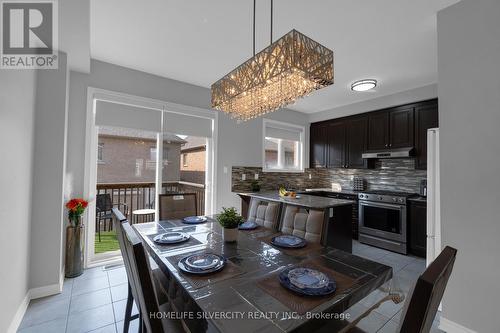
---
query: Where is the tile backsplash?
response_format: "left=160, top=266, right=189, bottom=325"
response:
left=232, top=159, right=426, bottom=194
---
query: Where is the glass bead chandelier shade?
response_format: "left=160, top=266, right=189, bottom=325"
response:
left=211, top=29, right=334, bottom=121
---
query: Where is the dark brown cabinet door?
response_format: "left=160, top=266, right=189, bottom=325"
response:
left=346, top=117, right=368, bottom=169
left=389, top=106, right=414, bottom=148
left=409, top=201, right=427, bottom=258
left=327, top=120, right=346, bottom=168
left=310, top=123, right=328, bottom=168
left=415, top=100, right=438, bottom=169
left=367, top=111, right=389, bottom=150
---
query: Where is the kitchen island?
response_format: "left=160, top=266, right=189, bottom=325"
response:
left=237, top=191, right=355, bottom=253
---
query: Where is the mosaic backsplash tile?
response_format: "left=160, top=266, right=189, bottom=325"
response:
left=232, top=159, right=426, bottom=194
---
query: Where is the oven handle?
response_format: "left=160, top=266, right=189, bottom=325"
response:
left=359, top=200, right=404, bottom=210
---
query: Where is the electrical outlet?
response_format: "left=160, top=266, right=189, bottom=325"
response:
left=308, top=173, right=312, bottom=180
left=223, top=166, right=228, bottom=174
left=242, top=173, right=246, bottom=181
left=254, top=173, right=259, bottom=180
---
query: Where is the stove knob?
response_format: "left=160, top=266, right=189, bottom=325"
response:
left=392, top=197, right=398, bottom=202
left=378, top=196, right=383, bottom=200
left=399, top=198, right=404, bottom=203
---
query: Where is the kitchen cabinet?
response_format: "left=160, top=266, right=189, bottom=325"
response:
left=415, top=100, right=439, bottom=169
left=310, top=122, right=328, bottom=168
left=409, top=200, right=427, bottom=257
left=367, top=111, right=389, bottom=150
left=346, top=117, right=368, bottom=169
left=367, top=107, right=414, bottom=150
left=309, top=99, right=437, bottom=170
left=327, top=120, right=346, bottom=168
left=389, top=106, right=414, bottom=148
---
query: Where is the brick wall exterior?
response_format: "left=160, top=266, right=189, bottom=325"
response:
left=97, top=135, right=181, bottom=183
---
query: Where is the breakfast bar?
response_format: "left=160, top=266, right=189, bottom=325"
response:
left=237, top=192, right=355, bottom=253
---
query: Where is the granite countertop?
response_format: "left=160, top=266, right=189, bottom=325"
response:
left=237, top=191, right=355, bottom=209
left=301, top=188, right=363, bottom=196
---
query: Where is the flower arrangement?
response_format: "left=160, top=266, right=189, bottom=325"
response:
left=216, top=207, right=244, bottom=229
left=66, top=198, right=88, bottom=226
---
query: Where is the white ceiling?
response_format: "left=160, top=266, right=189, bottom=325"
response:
left=90, top=0, right=459, bottom=114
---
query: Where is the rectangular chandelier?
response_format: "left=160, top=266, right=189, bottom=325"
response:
left=211, top=29, right=334, bottom=121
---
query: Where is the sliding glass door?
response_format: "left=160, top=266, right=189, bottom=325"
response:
left=87, top=95, right=216, bottom=266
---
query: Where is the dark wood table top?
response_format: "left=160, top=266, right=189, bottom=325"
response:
left=134, top=218, right=392, bottom=333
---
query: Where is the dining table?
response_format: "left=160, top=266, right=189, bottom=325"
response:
left=133, top=217, right=393, bottom=333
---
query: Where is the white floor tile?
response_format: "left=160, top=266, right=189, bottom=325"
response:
left=19, top=297, right=70, bottom=329
left=72, top=276, right=110, bottom=296
left=17, top=317, right=67, bottom=333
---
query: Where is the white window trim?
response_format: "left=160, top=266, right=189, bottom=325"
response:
left=262, top=119, right=305, bottom=173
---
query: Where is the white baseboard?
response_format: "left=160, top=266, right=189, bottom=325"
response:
left=440, top=317, right=477, bottom=333
left=6, top=292, right=30, bottom=333
left=29, top=282, right=63, bottom=300
left=7, top=279, right=64, bottom=333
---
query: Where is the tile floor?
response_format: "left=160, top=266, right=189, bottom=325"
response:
left=17, top=241, right=444, bottom=333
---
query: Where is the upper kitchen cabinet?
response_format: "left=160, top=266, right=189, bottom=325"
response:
left=345, top=116, right=368, bottom=169
left=389, top=106, right=414, bottom=148
left=367, top=111, right=389, bottom=150
left=415, top=99, right=439, bottom=169
left=310, top=122, right=328, bottom=168
left=367, top=107, right=414, bottom=150
left=327, top=120, right=346, bottom=168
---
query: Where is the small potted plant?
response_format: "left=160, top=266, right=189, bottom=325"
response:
left=65, top=198, right=88, bottom=278
left=217, top=207, right=243, bottom=243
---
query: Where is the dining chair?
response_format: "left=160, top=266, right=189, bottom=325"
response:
left=246, top=198, right=280, bottom=230
left=120, top=221, right=184, bottom=333
left=158, top=193, right=197, bottom=220
left=96, top=193, right=128, bottom=241
left=279, top=205, right=325, bottom=243
left=112, top=209, right=177, bottom=333
left=339, top=246, right=458, bottom=333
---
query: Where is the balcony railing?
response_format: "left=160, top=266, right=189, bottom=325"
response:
left=96, top=181, right=205, bottom=227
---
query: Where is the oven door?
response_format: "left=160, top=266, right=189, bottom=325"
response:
left=358, top=201, right=407, bottom=242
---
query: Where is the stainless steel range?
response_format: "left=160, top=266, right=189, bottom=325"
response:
left=358, top=190, right=416, bottom=254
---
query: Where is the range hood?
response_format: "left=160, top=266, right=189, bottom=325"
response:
left=362, top=147, right=415, bottom=159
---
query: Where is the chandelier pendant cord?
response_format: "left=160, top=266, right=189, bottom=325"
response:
left=253, top=0, right=274, bottom=56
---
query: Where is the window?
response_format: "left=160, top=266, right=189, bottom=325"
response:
left=263, top=119, right=304, bottom=172
left=182, top=153, right=188, bottom=167
left=149, top=147, right=157, bottom=161
left=97, top=143, right=104, bottom=163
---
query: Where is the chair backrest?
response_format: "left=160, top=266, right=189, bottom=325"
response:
left=246, top=198, right=280, bottom=230
left=96, top=193, right=112, bottom=212
left=111, top=209, right=139, bottom=312
left=121, top=221, right=164, bottom=333
left=398, top=246, right=458, bottom=333
left=159, top=193, right=197, bottom=220
left=280, top=205, right=325, bottom=243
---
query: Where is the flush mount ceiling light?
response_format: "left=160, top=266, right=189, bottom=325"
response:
left=351, top=79, right=377, bottom=92
left=211, top=0, right=334, bottom=121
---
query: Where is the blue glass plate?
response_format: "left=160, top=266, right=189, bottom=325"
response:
left=185, top=253, right=220, bottom=270
left=279, top=267, right=336, bottom=296
left=182, top=216, right=208, bottom=224
left=271, top=235, right=307, bottom=248
left=239, top=221, right=259, bottom=230
left=177, top=253, right=226, bottom=275
left=153, top=232, right=190, bottom=244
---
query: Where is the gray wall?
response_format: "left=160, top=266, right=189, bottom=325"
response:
left=67, top=60, right=309, bottom=214
left=310, top=84, right=437, bottom=123
left=29, top=53, right=70, bottom=290
left=438, top=0, right=500, bottom=331
left=0, top=71, right=36, bottom=331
